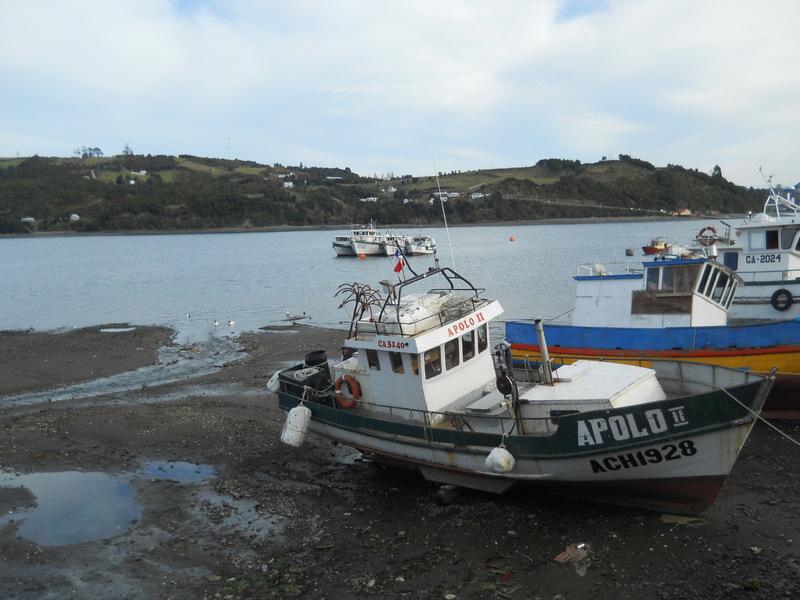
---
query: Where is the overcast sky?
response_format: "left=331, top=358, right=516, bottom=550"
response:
left=2, top=0, right=798, bottom=188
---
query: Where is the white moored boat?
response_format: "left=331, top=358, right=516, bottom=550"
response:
left=273, top=265, right=772, bottom=514
left=332, top=222, right=383, bottom=257
left=405, top=233, right=436, bottom=255
left=689, top=182, right=800, bottom=320
left=381, top=232, right=411, bottom=256
left=350, top=222, right=385, bottom=256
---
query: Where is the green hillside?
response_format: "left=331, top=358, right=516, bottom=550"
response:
left=0, top=154, right=768, bottom=234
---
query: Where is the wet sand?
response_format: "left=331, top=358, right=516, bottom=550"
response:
left=0, top=325, right=798, bottom=599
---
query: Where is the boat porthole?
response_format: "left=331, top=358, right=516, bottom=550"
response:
left=770, top=288, right=793, bottom=311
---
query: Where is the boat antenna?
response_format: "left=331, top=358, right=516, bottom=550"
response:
left=433, top=156, right=456, bottom=268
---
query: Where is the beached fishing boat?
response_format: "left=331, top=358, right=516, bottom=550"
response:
left=506, top=256, right=800, bottom=418
left=688, top=183, right=800, bottom=320
left=272, top=264, right=772, bottom=514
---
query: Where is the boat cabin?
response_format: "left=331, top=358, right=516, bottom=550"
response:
left=331, top=270, right=503, bottom=422
left=572, top=257, right=741, bottom=328
left=698, top=188, right=800, bottom=278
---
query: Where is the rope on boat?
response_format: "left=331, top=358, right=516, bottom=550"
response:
left=719, top=383, right=800, bottom=447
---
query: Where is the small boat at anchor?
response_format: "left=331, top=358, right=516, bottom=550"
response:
left=272, top=263, right=773, bottom=514
left=642, top=237, right=673, bottom=255
left=405, top=233, right=436, bottom=255
left=381, top=232, right=412, bottom=256
left=332, top=221, right=383, bottom=257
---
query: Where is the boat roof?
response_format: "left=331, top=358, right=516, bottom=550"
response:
left=345, top=266, right=503, bottom=354
left=574, top=256, right=736, bottom=282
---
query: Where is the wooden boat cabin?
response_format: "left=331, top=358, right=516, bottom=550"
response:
left=572, top=257, right=742, bottom=329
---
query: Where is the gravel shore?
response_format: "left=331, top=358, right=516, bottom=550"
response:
left=0, top=324, right=798, bottom=600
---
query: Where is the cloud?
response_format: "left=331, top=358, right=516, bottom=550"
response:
left=1, top=0, right=799, bottom=187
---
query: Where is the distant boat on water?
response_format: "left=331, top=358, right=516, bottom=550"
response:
left=406, top=233, right=436, bottom=255
left=332, top=222, right=382, bottom=256
left=332, top=225, right=436, bottom=258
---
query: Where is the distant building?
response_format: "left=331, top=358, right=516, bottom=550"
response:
left=69, top=214, right=80, bottom=221
left=359, top=197, right=378, bottom=202
left=283, top=181, right=294, bottom=188
left=470, top=192, right=485, bottom=200
left=20, top=217, right=35, bottom=223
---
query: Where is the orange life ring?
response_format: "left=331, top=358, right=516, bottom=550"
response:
left=335, top=374, right=360, bottom=408
left=697, top=226, right=717, bottom=247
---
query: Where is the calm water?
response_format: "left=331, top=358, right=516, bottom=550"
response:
left=0, top=219, right=709, bottom=343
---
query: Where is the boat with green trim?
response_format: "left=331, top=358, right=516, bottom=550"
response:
left=272, top=265, right=773, bottom=514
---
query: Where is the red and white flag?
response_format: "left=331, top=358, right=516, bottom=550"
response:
left=392, top=249, right=405, bottom=273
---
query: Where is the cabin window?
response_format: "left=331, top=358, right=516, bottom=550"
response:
left=410, top=354, right=420, bottom=375
left=462, top=330, right=475, bottom=361
left=712, top=272, right=728, bottom=303
left=748, top=231, right=766, bottom=251
left=389, top=351, right=404, bottom=374
left=721, top=279, right=738, bottom=308
left=366, top=349, right=380, bottom=370
left=424, top=347, right=442, bottom=379
left=703, top=269, right=719, bottom=298
left=781, top=228, right=797, bottom=249
left=766, top=230, right=780, bottom=250
left=722, top=252, right=738, bottom=271
left=673, top=264, right=700, bottom=293
left=444, top=339, right=460, bottom=370
left=660, top=267, right=675, bottom=292
left=697, top=264, right=712, bottom=294
left=477, top=324, right=488, bottom=353
left=646, top=267, right=659, bottom=290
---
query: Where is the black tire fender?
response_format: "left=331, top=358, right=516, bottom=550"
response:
left=770, top=288, right=794, bottom=311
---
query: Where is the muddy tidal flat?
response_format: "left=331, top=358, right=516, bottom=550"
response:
left=0, top=325, right=798, bottom=600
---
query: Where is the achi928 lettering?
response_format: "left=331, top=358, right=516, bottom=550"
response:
left=589, top=440, right=698, bottom=473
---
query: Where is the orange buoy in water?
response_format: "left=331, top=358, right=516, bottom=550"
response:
left=358, top=254, right=367, bottom=259
left=510, top=236, right=516, bottom=242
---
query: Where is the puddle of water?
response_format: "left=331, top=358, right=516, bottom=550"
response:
left=0, top=471, right=142, bottom=546
left=139, top=461, right=215, bottom=483
left=99, top=327, right=137, bottom=333
left=0, top=462, right=219, bottom=546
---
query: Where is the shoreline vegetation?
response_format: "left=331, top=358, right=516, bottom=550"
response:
left=0, top=213, right=725, bottom=239
left=1, top=154, right=764, bottom=235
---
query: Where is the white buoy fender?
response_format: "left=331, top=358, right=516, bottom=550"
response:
left=485, top=447, right=515, bottom=473
left=280, top=405, right=312, bottom=447
left=266, top=372, right=280, bottom=393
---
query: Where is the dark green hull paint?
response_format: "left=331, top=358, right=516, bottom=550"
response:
left=278, top=380, right=765, bottom=459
